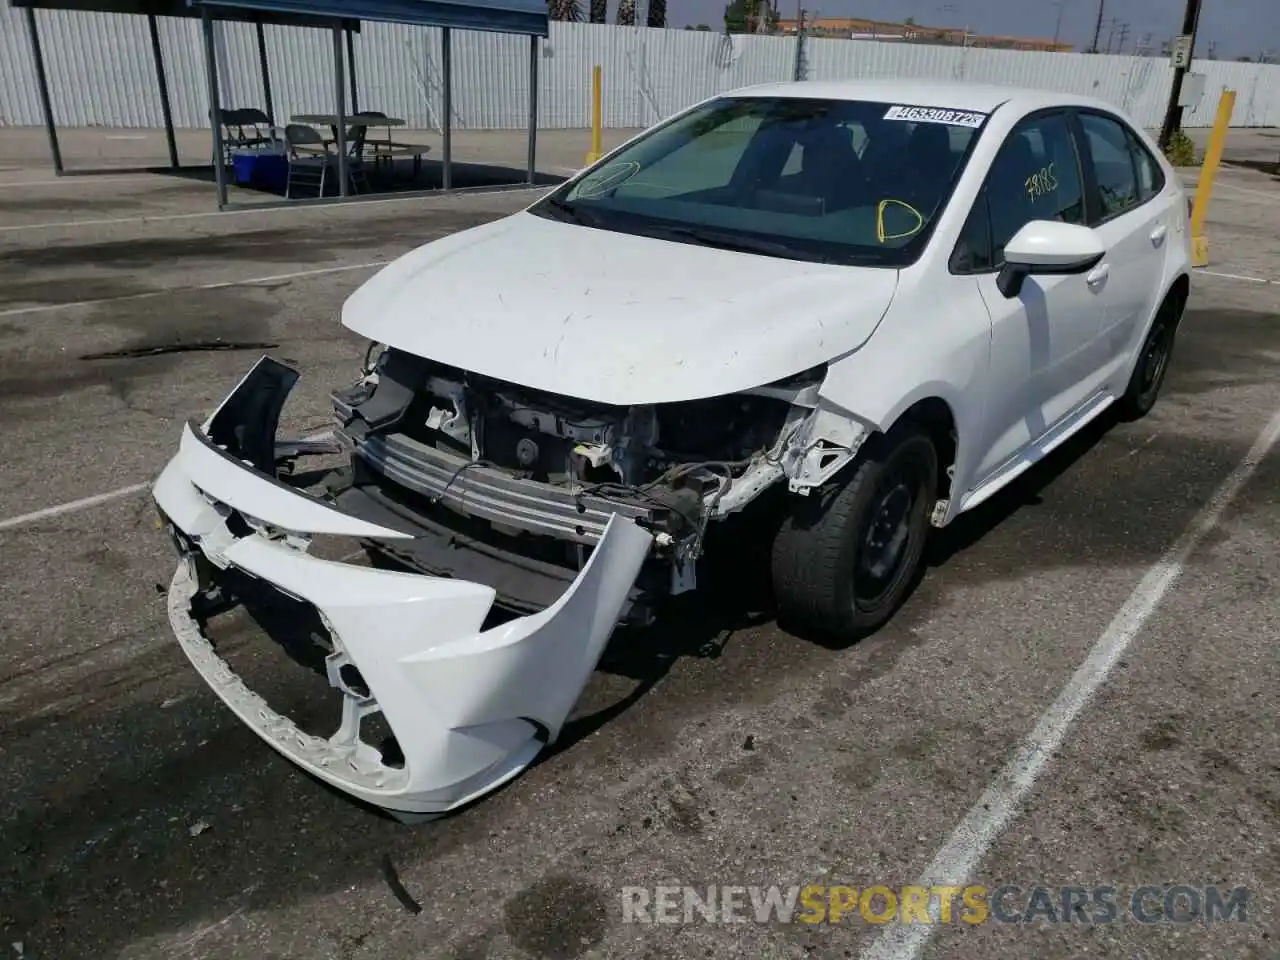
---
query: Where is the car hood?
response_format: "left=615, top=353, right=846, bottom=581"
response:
left=341, top=211, right=900, bottom=405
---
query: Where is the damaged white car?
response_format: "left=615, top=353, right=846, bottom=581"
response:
left=154, top=80, right=1191, bottom=819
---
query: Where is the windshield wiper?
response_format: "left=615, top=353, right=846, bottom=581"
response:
left=648, top=225, right=834, bottom=263
left=539, top=196, right=597, bottom=226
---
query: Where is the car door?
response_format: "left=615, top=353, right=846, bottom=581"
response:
left=953, top=110, right=1110, bottom=487
left=1071, top=110, right=1173, bottom=391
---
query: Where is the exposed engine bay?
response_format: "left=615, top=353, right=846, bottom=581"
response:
left=329, top=346, right=870, bottom=620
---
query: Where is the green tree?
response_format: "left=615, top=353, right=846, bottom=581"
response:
left=589, top=0, right=606, bottom=22
left=616, top=0, right=635, bottom=24
left=723, top=0, right=778, bottom=33
left=647, top=0, right=666, bottom=27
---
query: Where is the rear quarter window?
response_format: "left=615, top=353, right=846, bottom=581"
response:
left=1078, top=113, right=1140, bottom=221
left=1126, top=129, right=1166, bottom=202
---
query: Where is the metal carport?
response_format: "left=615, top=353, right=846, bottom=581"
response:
left=11, top=0, right=360, bottom=178
left=12, top=0, right=550, bottom=208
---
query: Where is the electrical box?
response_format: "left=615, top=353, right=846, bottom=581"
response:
left=1178, top=73, right=1207, bottom=109
left=1170, top=35, right=1193, bottom=69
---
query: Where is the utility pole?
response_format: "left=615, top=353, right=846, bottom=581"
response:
left=1116, top=22, right=1130, bottom=54
left=792, top=3, right=807, bottom=79
left=1158, top=0, right=1204, bottom=149
left=1104, top=16, right=1118, bottom=54
left=1089, top=0, right=1105, bottom=52
left=1051, top=0, right=1065, bottom=47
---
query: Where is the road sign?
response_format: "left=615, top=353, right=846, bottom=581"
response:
left=1170, top=34, right=1193, bottom=69
left=1178, top=72, right=1206, bottom=108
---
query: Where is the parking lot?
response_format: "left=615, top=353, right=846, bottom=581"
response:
left=1, top=128, right=1278, bottom=960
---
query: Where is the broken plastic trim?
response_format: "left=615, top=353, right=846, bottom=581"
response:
left=204, top=356, right=298, bottom=476
left=153, top=356, right=655, bottom=817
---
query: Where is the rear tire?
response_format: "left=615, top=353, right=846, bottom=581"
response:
left=1116, top=289, right=1185, bottom=421
left=771, top=428, right=937, bottom=642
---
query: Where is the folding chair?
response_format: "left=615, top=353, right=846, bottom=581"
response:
left=284, top=124, right=370, bottom=199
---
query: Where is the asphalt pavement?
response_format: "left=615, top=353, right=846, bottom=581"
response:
left=0, top=136, right=1278, bottom=960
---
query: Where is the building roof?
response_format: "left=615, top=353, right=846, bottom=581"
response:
left=774, top=15, right=1073, bottom=52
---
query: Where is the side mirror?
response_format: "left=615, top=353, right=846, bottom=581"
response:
left=997, top=220, right=1106, bottom=299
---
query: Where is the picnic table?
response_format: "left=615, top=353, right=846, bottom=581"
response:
left=291, top=112, right=403, bottom=152
left=291, top=112, right=406, bottom=133
left=289, top=113, right=429, bottom=176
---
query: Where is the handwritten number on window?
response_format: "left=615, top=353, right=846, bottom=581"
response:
left=1024, top=163, right=1058, bottom=201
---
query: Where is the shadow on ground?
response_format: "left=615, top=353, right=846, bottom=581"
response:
left=1223, top=157, right=1280, bottom=179
left=148, top=159, right=565, bottom=198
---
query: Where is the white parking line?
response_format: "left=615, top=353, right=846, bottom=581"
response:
left=1194, top=267, right=1280, bottom=285
left=0, top=483, right=150, bottom=533
left=0, top=174, right=152, bottom=189
left=1205, top=181, right=1280, bottom=205
left=0, top=431, right=335, bottom=533
left=0, top=261, right=388, bottom=319
left=1180, top=178, right=1279, bottom=202
left=0, top=184, right=547, bottom=233
left=860, top=403, right=1280, bottom=960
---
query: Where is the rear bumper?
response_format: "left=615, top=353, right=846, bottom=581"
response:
left=153, top=357, right=652, bottom=817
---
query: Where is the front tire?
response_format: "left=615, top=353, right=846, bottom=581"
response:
left=771, top=428, right=937, bottom=642
left=1116, top=290, right=1184, bottom=421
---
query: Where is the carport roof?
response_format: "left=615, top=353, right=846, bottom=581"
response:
left=10, top=0, right=549, bottom=34
left=9, top=0, right=359, bottom=28
left=188, top=0, right=548, bottom=34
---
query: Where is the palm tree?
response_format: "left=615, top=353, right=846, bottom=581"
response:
left=589, top=0, right=606, bottom=22
left=647, top=0, right=666, bottom=27
left=547, top=0, right=583, bottom=20
left=616, top=0, right=635, bottom=25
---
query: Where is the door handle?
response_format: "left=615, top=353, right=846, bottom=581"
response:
left=1086, top=264, right=1110, bottom=288
left=1150, top=224, right=1168, bottom=246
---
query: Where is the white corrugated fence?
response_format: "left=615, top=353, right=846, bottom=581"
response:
left=1, top=7, right=1278, bottom=131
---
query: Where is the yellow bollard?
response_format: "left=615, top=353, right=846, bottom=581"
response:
left=585, top=65, right=603, bottom=166
left=1190, top=88, right=1236, bottom=268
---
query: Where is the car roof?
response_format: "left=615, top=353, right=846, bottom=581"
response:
left=716, top=79, right=1115, bottom=118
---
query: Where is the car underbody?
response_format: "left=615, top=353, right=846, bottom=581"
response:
left=152, top=351, right=874, bottom=818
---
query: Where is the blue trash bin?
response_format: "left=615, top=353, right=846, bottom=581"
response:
left=231, top=151, right=289, bottom=194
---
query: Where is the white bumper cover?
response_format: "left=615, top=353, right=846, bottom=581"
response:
left=153, top=358, right=652, bottom=817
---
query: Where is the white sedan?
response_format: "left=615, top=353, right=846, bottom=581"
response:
left=153, top=80, right=1191, bottom=819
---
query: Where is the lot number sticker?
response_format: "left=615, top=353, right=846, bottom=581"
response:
left=884, top=105, right=987, bottom=127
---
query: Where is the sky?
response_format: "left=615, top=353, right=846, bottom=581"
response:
left=662, top=0, right=1280, bottom=60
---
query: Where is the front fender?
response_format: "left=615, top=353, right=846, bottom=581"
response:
left=816, top=303, right=989, bottom=513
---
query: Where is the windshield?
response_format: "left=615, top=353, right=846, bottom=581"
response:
left=529, top=96, right=990, bottom=267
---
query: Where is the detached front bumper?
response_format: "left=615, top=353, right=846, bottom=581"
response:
left=153, top=358, right=652, bottom=817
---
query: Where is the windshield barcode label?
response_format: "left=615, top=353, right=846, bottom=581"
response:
left=884, top=105, right=987, bottom=127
